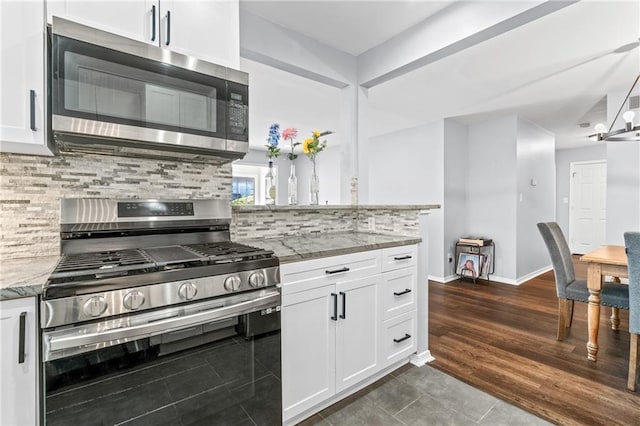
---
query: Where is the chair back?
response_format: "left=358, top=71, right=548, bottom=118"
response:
left=624, top=232, right=640, bottom=334
left=537, top=222, right=576, bottom=298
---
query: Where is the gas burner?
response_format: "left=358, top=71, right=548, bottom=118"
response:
left=49, top=249, right=156, bottom=282
left=187, top=242, right=274, bottom=264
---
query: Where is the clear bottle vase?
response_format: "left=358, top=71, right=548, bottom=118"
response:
left=288, top=162, right=298, bottom=205
left=309, top=158, right=319, bottom=205
left=265, top=160, right=276, bottom=205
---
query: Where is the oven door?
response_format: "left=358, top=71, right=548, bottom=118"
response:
left=42, top=290, right=281, bottom=426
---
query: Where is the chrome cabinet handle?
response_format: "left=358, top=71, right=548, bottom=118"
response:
left=325, top=267, right=349, bottom=275
left=393, top=289, right=412, bottom=296
left=29, top=90, right=36, bottom=131
left=331, top=293, right=338, bottom=321
left=18, top=312, right=26, bottom=364
left=339, top=291, right=346, bottom=319
left=165, top=10, right=171, bottom=46
left=393, top=333, right=411, bottom=343
left=150, top=5, right=156, bottom=42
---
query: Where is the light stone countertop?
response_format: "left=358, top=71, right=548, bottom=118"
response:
left=0, top=255, right=60, bottom=300
left=0, top=232, right=420, bottom=301
left=237, top=231, right=421, bottom=263
left=233, top=204, right=440, bottom=213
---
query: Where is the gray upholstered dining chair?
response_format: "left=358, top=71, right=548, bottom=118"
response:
left=537, top=222, right=629, bottom=341
left=624, top=231, right=640, bottom=392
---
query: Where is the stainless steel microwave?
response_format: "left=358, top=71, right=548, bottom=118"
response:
left=50, top=17, right=248, bottom=163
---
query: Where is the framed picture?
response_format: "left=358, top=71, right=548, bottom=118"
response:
left=457, top=252, right=482, bottom=277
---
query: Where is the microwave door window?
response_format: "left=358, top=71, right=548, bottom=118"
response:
left=56, top=37, right=225, bottom=138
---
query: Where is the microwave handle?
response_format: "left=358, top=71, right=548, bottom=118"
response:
left=150, top=5, right=156, bottom=42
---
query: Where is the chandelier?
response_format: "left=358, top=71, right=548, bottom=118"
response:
left=590, top=73, right=640, bottom=142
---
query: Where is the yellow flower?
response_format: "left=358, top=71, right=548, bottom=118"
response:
left=303, top=138, right=312, bottom=154
left=312, top=130, right=321, bottom=138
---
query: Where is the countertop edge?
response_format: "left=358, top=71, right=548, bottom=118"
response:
left=233, top=204, right=440, bottom=212
left=276, top=237, right=421, bottom=264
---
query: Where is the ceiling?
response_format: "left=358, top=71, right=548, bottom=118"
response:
left=240, top=0, right=640, bottom=150
left=239, top=1, right=455, bottom=56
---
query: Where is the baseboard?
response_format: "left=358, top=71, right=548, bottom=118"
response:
left=410, top=350, right=435, bottom=366
left=428, top=274, right=459, bottom=283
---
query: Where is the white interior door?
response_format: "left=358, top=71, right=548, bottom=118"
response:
left=569, top=161, right=607, bottom=254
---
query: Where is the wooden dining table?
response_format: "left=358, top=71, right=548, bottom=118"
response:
left=580, top=245, right=628, bottom=362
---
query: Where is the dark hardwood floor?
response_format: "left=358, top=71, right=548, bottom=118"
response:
left=428, top=258, right=640, bottom=426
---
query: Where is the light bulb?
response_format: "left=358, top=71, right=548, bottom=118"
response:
left=594, top=123, right=607, bottom=134
left=623, top=110, right=635, bottom=123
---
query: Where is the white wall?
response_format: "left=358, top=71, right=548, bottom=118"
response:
left=605, top=89, right=640, bottom=245
left=442, top=119, right=469, bottom=279
left=467, top=115, right=518, bottom=281
left=515, top=117, right=556, bottom=280
left=368, top=120, right=445, bottom=279
left=555, top=145, right=607, bottom=236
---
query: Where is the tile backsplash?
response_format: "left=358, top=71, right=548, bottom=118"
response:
left=0, top=153, right=231, bottom=259
left=1, top=152, right=429, bottom=261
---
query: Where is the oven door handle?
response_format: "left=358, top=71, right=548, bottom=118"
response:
left=44, top=291, right=280, bottom=359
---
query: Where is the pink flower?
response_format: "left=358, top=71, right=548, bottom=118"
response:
left=282, top=127, right=298, bottom=141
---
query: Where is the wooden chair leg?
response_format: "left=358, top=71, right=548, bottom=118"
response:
left=557, top=299, right=568, bottom=341
left=567, top=300, right=575, bottom=328
left=611, top=307, right=620, bottom=331
left=629, top=333, right=638, bottom=392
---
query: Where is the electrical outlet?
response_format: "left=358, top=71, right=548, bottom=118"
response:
left=367, top=217, right=375, bottom=232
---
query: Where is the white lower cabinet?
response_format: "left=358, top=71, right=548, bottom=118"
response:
left=0, top=297, right=39, bottom=426
left=281, top=246, right=417, bottom=423
left=282, top=282, right=336, bottom=418
left=381, top=310, right=417, bottom=368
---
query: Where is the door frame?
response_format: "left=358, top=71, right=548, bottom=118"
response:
left=568, top=159, right=607, bottom=254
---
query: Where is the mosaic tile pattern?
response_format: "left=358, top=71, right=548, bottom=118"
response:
left=0, top=153, right=231, bottom=259
left=231, top=209, right=357, bottom=240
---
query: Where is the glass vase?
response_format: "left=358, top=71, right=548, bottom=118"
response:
left=265, top=160, right=276, bottom=205
left=288, top=162, right=298, bottom=205
left=309, top=158, right=319, bottom=205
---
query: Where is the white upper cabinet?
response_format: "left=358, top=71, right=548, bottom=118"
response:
left=159, top=1, right=240, bottom=69
left=0, top=0, right=51, bottom=155
left=48, top=0, right=240, bottom=68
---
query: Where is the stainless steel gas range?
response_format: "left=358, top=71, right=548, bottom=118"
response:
left=41, top=199, right=282, bottom=425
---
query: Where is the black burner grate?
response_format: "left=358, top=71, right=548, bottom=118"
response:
left=50, top=249, right=156, bottom=279
left=186, top=242, right=274, bottom=263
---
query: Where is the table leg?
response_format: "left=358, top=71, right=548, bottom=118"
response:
left=587, top=263, right=603, bottom=362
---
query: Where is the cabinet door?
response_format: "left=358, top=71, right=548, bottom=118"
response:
left=161, top=0, right=239, bottom=68
left=335, top=275, right=381, bottom=393
left=281, top=282, right=336, bottom=422
left=47, top=0, right=154, bottom=44
left=0, top=297, right=38, bottom=426
left=0, top=0, right=49, bottom=155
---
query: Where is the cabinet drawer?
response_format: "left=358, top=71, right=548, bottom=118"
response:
left=381, top=245, right=417, bottom=272
left=381, top=311, right=417, bottom=368
left=281, top=250, right=382, bottom=296
left=381, top=268, right=417, bottom=320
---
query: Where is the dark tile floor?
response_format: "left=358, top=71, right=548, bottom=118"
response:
left=299, top=364, right=551, bottom=426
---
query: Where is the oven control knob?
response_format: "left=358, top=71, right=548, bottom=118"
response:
left=178, top=282, right=198, bottom=300
left=83, top=296, right=107, bottom=317
left=249, top=272, right=266, bottom=288
left=123, top=290, right=145, bottom=310
left=224, top=276, right=242, bottom=292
